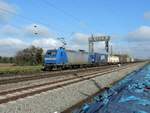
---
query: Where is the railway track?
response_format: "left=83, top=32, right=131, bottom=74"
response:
left=0, top=63, right=138, bottom=104
left=0, top=64, right=121, bottom=85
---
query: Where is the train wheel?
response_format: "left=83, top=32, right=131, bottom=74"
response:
left=43, top=66, right=49, bottom=71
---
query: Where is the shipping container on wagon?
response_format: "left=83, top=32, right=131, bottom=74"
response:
left=114, top=54, right=134, bottom=63
left=66, top=50, right=89, bottom=65
left=107, top=55, right=119, bottom=63
left=89, top=53, right=108, bottom=64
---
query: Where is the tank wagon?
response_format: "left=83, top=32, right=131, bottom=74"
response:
left=44, top=47, right=109, bottom=70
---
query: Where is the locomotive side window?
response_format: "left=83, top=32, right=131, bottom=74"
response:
left=47, top=51, right=57, bottom=57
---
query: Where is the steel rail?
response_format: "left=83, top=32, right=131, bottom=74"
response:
left=0, top=64, right=120, bottom=85
left=0, top=63, right=137, bottom=104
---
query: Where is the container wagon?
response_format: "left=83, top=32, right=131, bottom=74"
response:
left=107, top=55, right=119, bottom=64
left=89, top=53, right=107, bottom=64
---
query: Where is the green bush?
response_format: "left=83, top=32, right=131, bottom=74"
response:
left=15, top=46, right=43, bottom=66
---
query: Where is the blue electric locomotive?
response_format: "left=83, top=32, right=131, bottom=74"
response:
left=44, top=47, right=107, bottom=70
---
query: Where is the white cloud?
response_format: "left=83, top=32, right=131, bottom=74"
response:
left=24, top=24, right=55, bottom=38
left=144, top=11, right=150, bottom=20
left=0, top=38, right=28, bottom=48
left=112, top=26, right=150, bottom=58
left=113, top=41, right=150, bottom=59
left=72, top=32, right=89, bottom=44
left=68, top=32, right=89, bottom=51
left=0, top=23, right=150, bottom=59
left=0, top=0, right=17, bottom=22
left=32, top=38, right=61, bottom=50
left=68, top=33, right=108, bottom=53
left=81, top=26, right=150, bottom=59
left=0, top=38, right=28, bottom=56
left=127, top=26, right=150, bottom=42
left=0, top=24, right=19, bottom=36
left=0, top=24, right=62, bottom=56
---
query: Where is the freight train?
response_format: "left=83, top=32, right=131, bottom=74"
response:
left=44, top=47, right=107, bottom=70
left=43, top=47, right=133, bottom=70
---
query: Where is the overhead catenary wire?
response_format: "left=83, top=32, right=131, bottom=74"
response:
left=0, top=1, right=92, bottom=43
left=43, top=0, right=81, bottom=23
left=41, top=0, right=90, bottom=31
left=0, top=7, right=63, bottom=36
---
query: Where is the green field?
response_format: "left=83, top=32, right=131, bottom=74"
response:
left=0, top=64, right=43, bottom=75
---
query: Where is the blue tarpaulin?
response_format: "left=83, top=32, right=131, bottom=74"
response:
left=75, top=64, right=150, bottom=113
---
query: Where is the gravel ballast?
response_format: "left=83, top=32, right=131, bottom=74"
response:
left=0, top=63, right=147, bottom=113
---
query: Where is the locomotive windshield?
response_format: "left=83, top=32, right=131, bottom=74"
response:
left=46, top=50, right=57, bottom=57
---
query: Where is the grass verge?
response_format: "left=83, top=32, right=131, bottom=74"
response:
left=0, top=65, right=43, bottom=75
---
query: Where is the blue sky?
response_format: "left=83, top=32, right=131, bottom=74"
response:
left=0, top=0, right=150, bottom=58
left=6, top=0, right=150, bottom=35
